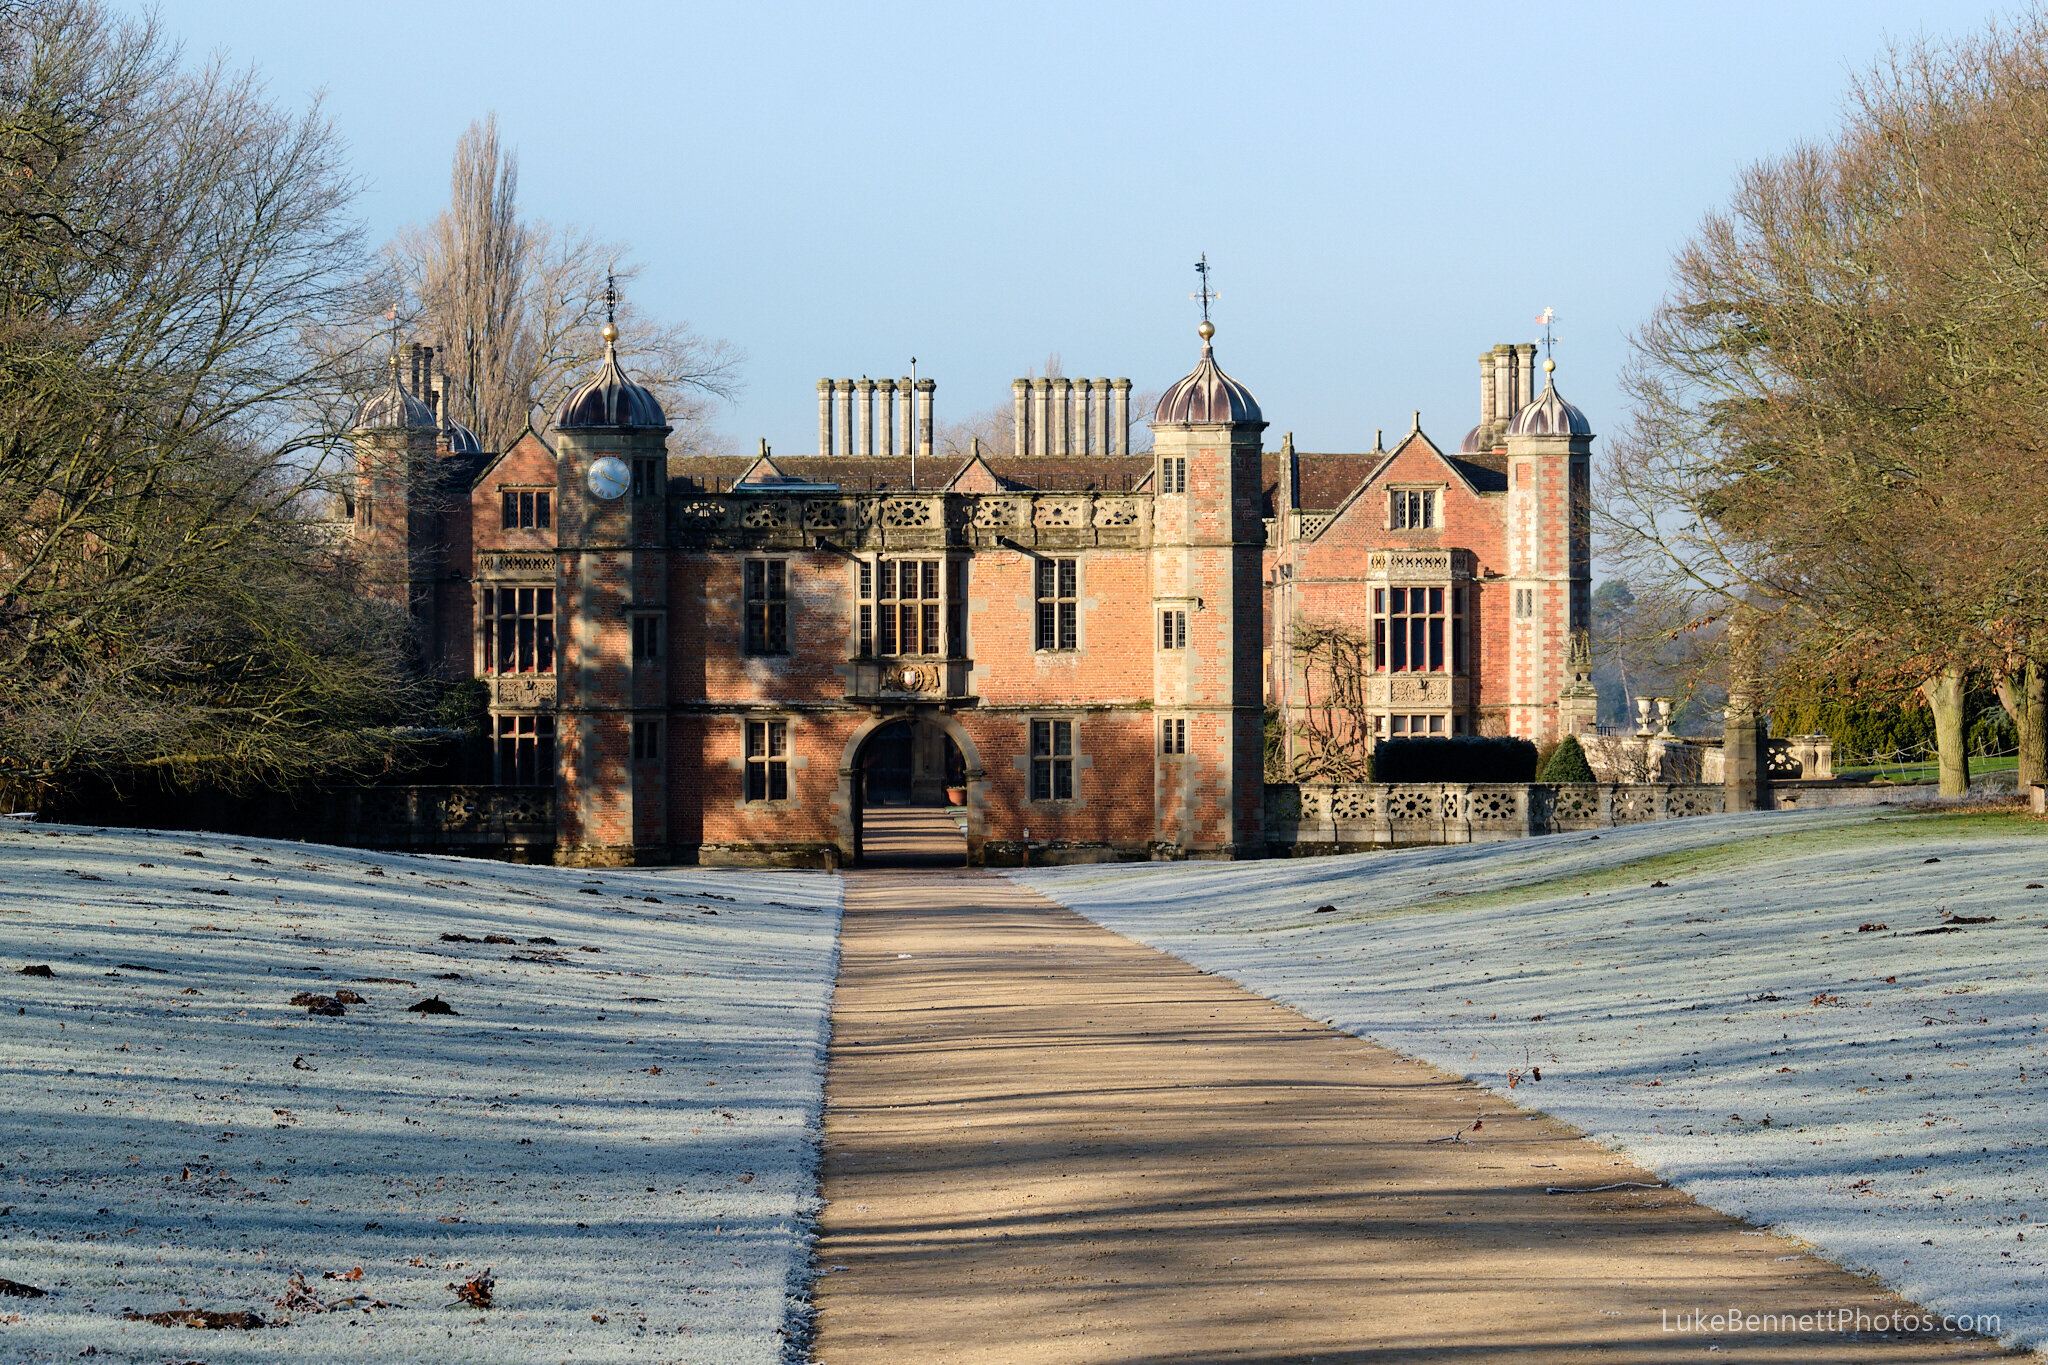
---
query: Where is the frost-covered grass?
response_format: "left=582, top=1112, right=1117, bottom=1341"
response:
left=0, top=821, right=841, bottom=1364
left=1015, top=808, right=2048, bottom=1355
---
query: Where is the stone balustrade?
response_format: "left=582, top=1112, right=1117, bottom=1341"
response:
left=673, top=490, right=1150, bottom=551
left=1267, top=781, right=1727, bottom=850
left=322, top=785, right=556, bottom=855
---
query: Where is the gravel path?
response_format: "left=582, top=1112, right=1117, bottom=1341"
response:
left=809, top=867, right=2001, bottom=1362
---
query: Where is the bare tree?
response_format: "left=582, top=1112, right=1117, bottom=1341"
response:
left=380, top=117, right=743, bottom=455
left=1599, top=16, right=2048, bottom=796
left=1283, top=615, right=1375, bottom=783
left=0, top=0, right=423, bottom=798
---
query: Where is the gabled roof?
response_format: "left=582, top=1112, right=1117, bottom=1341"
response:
left=468, top=425, right=556, bottom=490
left=733, top=451, right=786, bottom=486
left=1292, top=426, right=1509, bottom=536
left=944, top=450, right=1002, bottom=493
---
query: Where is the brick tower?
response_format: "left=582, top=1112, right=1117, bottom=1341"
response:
left=348, top=348, right=441, bottom=627
left=1501, top=357, right=1594, bottom=741
left=550, top=309, right=673, bottom=865
left=1149, top=318, right=1269, bottom=857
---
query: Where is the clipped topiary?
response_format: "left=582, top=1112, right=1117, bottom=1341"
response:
left=1536, top=733, right=1596, bottom=783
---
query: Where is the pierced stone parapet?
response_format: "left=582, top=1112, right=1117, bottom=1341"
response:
left=1268, top=780, right=1724, bottom=848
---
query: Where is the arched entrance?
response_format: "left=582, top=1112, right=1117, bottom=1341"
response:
left=846, top=715, right=972, bottom=868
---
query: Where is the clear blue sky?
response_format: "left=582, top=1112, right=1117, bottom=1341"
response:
left=164, top=0, right=2013, bottom=456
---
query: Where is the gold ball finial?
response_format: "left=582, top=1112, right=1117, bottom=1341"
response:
left=600, top=320, right=619, bottom=344
left=1543, top=356, right=1555, bottom=374
left=1198, top=319, right=1215, bottom=342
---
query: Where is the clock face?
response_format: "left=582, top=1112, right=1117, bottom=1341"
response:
left=586, top=455, right=630, bottom=501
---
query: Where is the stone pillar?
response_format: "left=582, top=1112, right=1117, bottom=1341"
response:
left=1478, top=353, right=1496, bottom=441
left=1074, top=379, right=1093, bottom=455
left=1492, top=345, right=1515, bottom=426
left=1724, top=698, right=1764, bottom=811
left=878, top=378, right=897, bottom=457
left=915, top=378, right=935, bottom=461
left=1723, top=610, right=1765, bottom=811
left=817, top=379, right=833, bottom=455
left=855, top=378, right=875, bottom=458
left=899, top=377, right=913, bottom=457
left=1012, top=379, right=1030, bottom=458
left=1052, top=378, right=1071, bottom=456
left=834, top=380, right=854, bottom=458
left=1111, top=378, right=1131, bottom=456
left=1031, top=378, right=1051, bottom=457
left=1518, top=343, right=1538, bottom=405
left=1093, top=379, right=1111, bottom=455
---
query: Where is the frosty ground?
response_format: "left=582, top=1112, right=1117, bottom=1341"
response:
left=1015, top=807, right=2048, bottom=1356
left=0, top=820, right=840, bottom=1364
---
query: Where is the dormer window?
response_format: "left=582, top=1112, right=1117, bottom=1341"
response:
left=501, top=489, right=551, bottom=530
left=1390, top=488, right=1436, bottom=530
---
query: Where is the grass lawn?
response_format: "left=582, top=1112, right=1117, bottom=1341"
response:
left=1835, top=754, right=2017, bottom=784
left=1017, top=807, right=2048, bottom=1355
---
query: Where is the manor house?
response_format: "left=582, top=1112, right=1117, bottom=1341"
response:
left=347, top=316, right=1594, bottom=867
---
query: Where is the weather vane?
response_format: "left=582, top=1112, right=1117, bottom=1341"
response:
left=1191, top=253, right=1218, bottom=324
left=1536, top=307, right=1558, bottom=364
left=604, top=267, right=618, bottom=329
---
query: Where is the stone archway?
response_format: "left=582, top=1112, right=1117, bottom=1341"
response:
left=834, top=711, right=985, bottom=868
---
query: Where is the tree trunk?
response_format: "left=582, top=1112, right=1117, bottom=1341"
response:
left=1919, top=669, right=1971, bottom=798
left=2023, top=661, right=2047, bottom=791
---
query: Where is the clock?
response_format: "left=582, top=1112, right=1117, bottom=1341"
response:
left=586, top=455, right=630, bottom=501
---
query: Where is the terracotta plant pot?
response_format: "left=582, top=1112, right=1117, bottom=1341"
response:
left=945, top=786, right=968, bottom=806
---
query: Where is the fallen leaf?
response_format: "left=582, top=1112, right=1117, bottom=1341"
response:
left=450, top=1269, right=494, bottom=1309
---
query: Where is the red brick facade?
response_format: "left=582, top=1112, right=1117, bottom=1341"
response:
left=351, top=330, right=1593, bottom=866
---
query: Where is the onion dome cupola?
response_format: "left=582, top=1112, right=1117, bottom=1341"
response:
left=554, top=317, right=668, bottom=431
left=351, top=353, right=438, bottom=431
left=442, top=418, right=483, bottom=456
left=1508, top=358, right=1593, bottom=438
left=1152, top=319, right=1262, bottom=425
